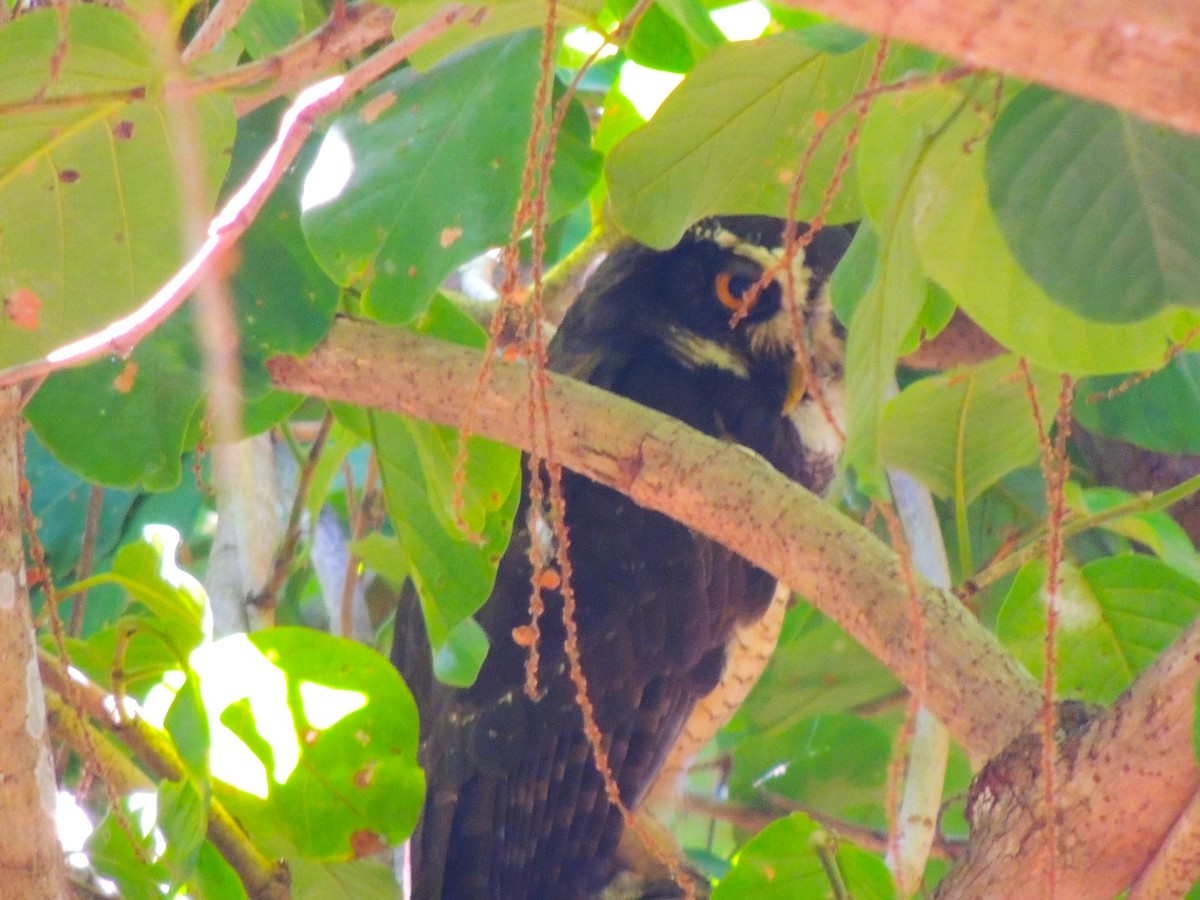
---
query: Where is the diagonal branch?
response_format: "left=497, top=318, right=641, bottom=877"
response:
left=782, top=0, right=1200, bottom=137
left=266, top=318, right=1043, bottom=764
left=937, top=616, right=1200, bottom=898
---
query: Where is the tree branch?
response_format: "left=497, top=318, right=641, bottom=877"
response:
left=786, top=0, right=1200, bottom=136
left=0, top=390, right=68, bottom=897
left=937, top=618, right=1200, bottom=898
left=266, top=318, right=1042, bottom=764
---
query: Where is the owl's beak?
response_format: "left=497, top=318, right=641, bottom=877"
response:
left=784, top=360, right=808, bottom=413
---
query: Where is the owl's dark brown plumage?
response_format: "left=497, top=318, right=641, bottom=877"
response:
left=392, top=216, right=851, bottom=899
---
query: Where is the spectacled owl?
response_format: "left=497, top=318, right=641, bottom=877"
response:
left=392, top=216, right=852, bottom=899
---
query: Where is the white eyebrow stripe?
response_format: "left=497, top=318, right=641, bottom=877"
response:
left=700, top=225, right=813, bottom=305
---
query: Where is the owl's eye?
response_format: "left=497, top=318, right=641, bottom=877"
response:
left=715, top=272, right=759, bottom=313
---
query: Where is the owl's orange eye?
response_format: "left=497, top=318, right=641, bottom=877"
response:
left=715, top=272, right=758, bottom=313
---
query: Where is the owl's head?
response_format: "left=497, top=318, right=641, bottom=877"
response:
left=552, top=215, right=851, bottom=490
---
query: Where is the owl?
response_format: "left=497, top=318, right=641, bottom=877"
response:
left=392, top=216, right=851, bottom=898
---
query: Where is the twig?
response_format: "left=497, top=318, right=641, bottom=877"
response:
left=338, top=449, right=377, bottom=638
left=681, top=793, right=966, bottom=861
left=0, top=2, right=396, bottom=119
left=966, top=468, right=1200, bottom=594
left=182, top=0, right=257, bottom=63
left=253, top=413, right=333, bottom=613
left=69, top=485, right=105, bottom=637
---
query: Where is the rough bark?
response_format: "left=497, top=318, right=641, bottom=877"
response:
left=267, top=318, right=1042, bottom=763
left=787, top=0, right=1200, bottom=136
left=0, top=388, right=68, bottom=898
left=937, top=618, right=1200, bottom=898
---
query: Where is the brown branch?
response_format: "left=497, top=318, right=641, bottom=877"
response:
left=681, top=793, right=967, bottom=862
left=782, top=0, right=1200, bottom=137
left=254, top=413, right=333, bottom=613
left=936, top=619, right=1200, bottom=898
left=266, top=319, right=1042, bottom=763
left=0, top=2, right=395, bottom=119
left=183, top=0, right=257, bottom=63
left=1127, top=785, right=1200, bottom=899
left=0, top=390, right=69, bottom=897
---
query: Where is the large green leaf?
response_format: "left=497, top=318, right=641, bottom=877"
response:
left=880, top=355, right=1060, bottom=504
left=913, top=95, right=1200, bottom=374
left=25, top=309, right=205, bottom=490
left=997, top=555, right=1200, bottom=704
left=301, top=32, right=600, bottom=322
left=226, top=102, right=339, bottom=409
left=988, top=86, right=1200, bottom=322
left=1075, top=353, right=1200, bottom=454
left=843, top=86, right=969, bottom=488
left=0, top=6, right=235, bottom=370
left=606, top=34, right=874, bottom=248
left=201, top=628, right=425, bottom=859
left=24, top=99, right=335, bottom=489
left=713, top=812, right=895, bottom=900
left=368, top=410, right=518, bottom=686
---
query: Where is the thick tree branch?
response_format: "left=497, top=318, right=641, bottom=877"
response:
left=937, top=618, right=1200, bottom=898
left=789, top=0, right=1200, bottom=136
left=266, top=318, right=1042, bottom=763
left=0, top=390, right=68, bottom=897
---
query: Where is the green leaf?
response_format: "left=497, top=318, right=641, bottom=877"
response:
left=157, top=777, right=208, bottom=881
left=290, top=858, right=400, bottom=900
left=24, top=430, right=136, bottom=584
left=109, top=531, right=207, bottom=644
left=366, top=410, right=519, bottom=686
left=843, top=86, right=968, bottom=488
left=913, top=93, right=1200, bottom=374
left=714, top=812, right=895, bottom=900
left=730, top=714, right=890, bottom=819
left=0, top=6, right=235, bottom=370
left=302, top=33, right=598, bottom=322
left=616, top=0, right=723, bottom=73
left=606, top=34, right=873, bottom=248
left=192, top=842, right=250, bottom=900
left=165, top=675, right=212, bottom=786
left=25, top=310, right=206, bottom=490
left=85, top=808, right=165, bottom=900
left=880, top=355, right=1060, bottom=504
left=227, top=102, right=340, bottom=399
left=1075, top=353, right=1200, bottom=454
left=987, top=86, right=1200, bottom=322
left=200, top=629, right=426, bottom=859
left=71, top=531, right=208, bottom=694
left=997, top=555, right=1200, bottom=703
